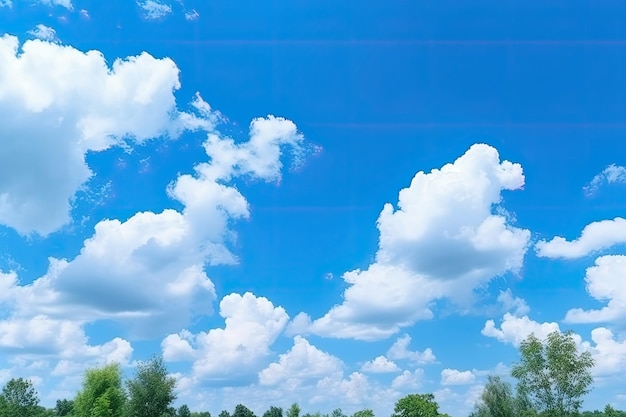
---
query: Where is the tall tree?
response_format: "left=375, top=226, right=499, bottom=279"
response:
left=126, top=356, right=177, bottom=417
left=352, top=410, right=374, bottom=417
left=511, top=330, right=594, bottom=417
left=263, top=406, right=283, bottom=417
left=73, top=364, right=126, bottom=417
left=55, top=399, right=74, bottom=416
left=392, top=394, right=442, bottom=417
left=0, top=378, right=40, bottom=417
left=233, top=404, right=256, bottom=417
left=219, top=410, right=231, bottom=417
left=470, top=375, right=516, bottom=417
left=286, top=403, right=301, bottom=417
left=178, top=405, right=192, bottom=417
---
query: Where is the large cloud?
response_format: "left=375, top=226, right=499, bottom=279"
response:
left=0, top=35, right=212, bottom=236
left=304, top=144, right=530, bottom=340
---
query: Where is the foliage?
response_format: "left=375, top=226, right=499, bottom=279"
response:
left=287, top=403, right=301, bottom=417
left=331, top=409, right=347, bottom=417
left=511, top=331, right=594, bottom=417
left=191, top=413, right=212, bottom=417
left=73, top=363, right=126, bottom=417
left=264, top=406, right=283, bottom=417
left=55, top=399, right=74, bottom=416
left=470, top=375, right=515, bottom=417
left=126, top=355, right=177, bottom=417
left=233, top=404, right=256, bottom=417
left=392, top=394, right=442, bottom=417
left=220, top=410, right=232, bottom=417
left=178, top=405, right=192, bottom=417
left=0, top=378, right=41, bottom=417
left=352, top=410, right=374, bottom=417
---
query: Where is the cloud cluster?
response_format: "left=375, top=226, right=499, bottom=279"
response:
left=304, top=144, right=530, bottom=340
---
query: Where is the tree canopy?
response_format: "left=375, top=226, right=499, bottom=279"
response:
left=73, top=363, right=126, bottom=417
left=126, top=355, right=177, bottom=417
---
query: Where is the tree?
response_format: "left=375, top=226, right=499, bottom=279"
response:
left=0, top=378, right=41, bottom=417
left=511, top=331, right=594, bottom=417
left=178, top=405, right=192, bottom=417
left=219, top=411, right=231, bottom=417
left=392, top=394, right=442, bottom=417
left=264, top=406, right=283, bottom=417
left=191, top=413, right=212, bottom=417
left=126, top=355, right=177, bottom=417
left=470, top=375, right=515, bottom=417
left=331, top=410, right=347, bottom=417
left=352, top=410, right=374, bottom=417
left=73, top=363, right=126, bottom=417
left=233, top=404, right=256, bottom=417
left=286, top=404, right=300, bottom=417
left=55, top=399, right=74, bottom=416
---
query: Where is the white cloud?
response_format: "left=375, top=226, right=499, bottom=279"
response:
left=565, top=255, right=626, bottom=323
left=138, top=0, right=172, bottom=19
left=307, top=144, right=530, bottom=340
left=441, top=368, right=476, bottom=385
left=584, top=164, right=626, bottom=197
left=36, top=0, right=72, bottom=9
left=185, top=9, right=199, bottom=21
left=386, top=334, right=436, bottom=364
left=497, top=289, right=530, bottom=316
left=536, top=218, right=626, bottom=259
left=163, top=292, right=289, bottom=382
left=481, top=313, right=560, bottom=346
left=313, top=372, right=371, bottom=405
left=79, top=9, right=89, bottom=19
left=0, top=0, right=12, bottom=7
left=27, top=24, right=57, bottom=42
left=391, top=369, right=424, bottom=390
left=259, top=336, right=343, bottom=386
left=0, top=35, right=204, bottom=236
left=361, top=356, right=400, bottom=373
left=588, top=327, right=626, bottom=376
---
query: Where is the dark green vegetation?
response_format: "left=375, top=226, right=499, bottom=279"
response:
left=0, top=331, right=621, bottom=417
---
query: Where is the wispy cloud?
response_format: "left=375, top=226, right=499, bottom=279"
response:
left=137, top=0, right=172, bottom=20
left=185, top=9, right=199, bottom=21
left=27, top=24, right=58, bottom=41
left=583, top=164, right=626, bottom=197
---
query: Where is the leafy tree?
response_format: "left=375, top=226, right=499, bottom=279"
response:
left=0, top=378, right=41, bottom=417
left=352, top=410, right=374, bottom=417
left=392, top=394, right=442, bottom=417
left=73, top=363, right=126, bottom=417
left=126, top=356, right=176, bottom=417
left=264, top=406, right=283, bottom=417
left=331, top=409, right=347, bottom=417
left=233, top=404, right=256, bottom=417
left=55, top=399, right=74, bottom=416
left=191, top=413, right=212, bottom=417
left=511, top=331, right=594, bottom=417
left=219, top=410, right=232, bottom=417
left=178, top=405, right=192, bottom=417
left=287, top=404, right=301, bottom=417
left=470, top=375, right=515, bottom=417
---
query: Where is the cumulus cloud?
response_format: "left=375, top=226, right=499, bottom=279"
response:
left=306, top=144, right=530, bottom=340
left=162, top=292, right=289, bottom=383
left=441, top=369, right=476, bottom=385
left=391, top=369, right=424, bottom=390
left=259, top=336, right=343, bottom=386
left=536, top=218, right=626, bottom=259
left=386, top=334, right=436, bottom=364
left=0, top=35, right=210, bottom=236
left=27, top=24, right=57, bottom=41
left=564, top=255, right=626, bottom=323
left=481, top=313, right=560, bottom=346
left=138, top=0, right=172, bottom=19
left=497, top=289, right=530, bottom=316
left=361, top=356, right=400, bottom=373
left=584, top=164, right=626, bottom=197
left=36, top=0, right=72, bottom=9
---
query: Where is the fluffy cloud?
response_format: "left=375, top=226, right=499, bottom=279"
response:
left=137, top=0, right=172, bottom=19
left=307, top=144, right=530, bottom=340
left=565, top=255, right=626, bottom=323
left=391, top=369, right=424, bottom=390
left=441, top=368, right=476, bottom=385
left=0, top=35, right=203, bottom=236
left=360, top=356, right=400, bottom=373
left=27, top=24, right=57, bottom=41
left=497, top=289, right=530, bottom=316
left=162, top=292, right=289, bottom=383
left=536, top=218, right=626, bottom=259
left=481, top=313, right=560, bottom=346
left=259, top=336, right=343, bottom=386
left=386, top=334, right=436, bottom=364
left=584, top=164, right=626, bottom=197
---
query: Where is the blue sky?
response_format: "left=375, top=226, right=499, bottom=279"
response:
left=1, top=0, right=626, bottom=415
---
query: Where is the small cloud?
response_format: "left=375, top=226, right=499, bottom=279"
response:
left=79, top=9, right=90, bottom=19
left=27, top=24, right=58, bottom=41
left=0, top=0, right=12, bottom=8
left=137, top=0, right=172, bottom=20
left=584, top=164, right=626, bottom=197
left=497, top=289, right=529, bottom=316
left=324, top=272, right=334, bottom=280
left=360, top=356, right=400, bottom=373
left=441, top=368, right=476, bottom=385
left=185, top=9, right=199, bottom=21
left=37, top=0, right=73, bottom=9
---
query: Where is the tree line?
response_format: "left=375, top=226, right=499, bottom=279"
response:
left=0, top=330, right=623, bottom=417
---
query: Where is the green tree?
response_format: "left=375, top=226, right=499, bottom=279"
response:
left=286, top=404, right=300, bottom=417
left=511, top=331, right=594, bottom=417
left=178, top=405, right=192, bottom=417
left=126, top=356, right=176, bottom=417
left=0, top=378, right=41, bottom=417
left=191, top=413, right=212, bottom=417
left=470, top=375, right=515, bottom=417
left=73, top=363, right=126, bottom=417
left=233, top=404, right=256, bottom=417
left=219, top=411, right=231, bottom=417
left=352, top=410, right=374, bottom=417
left=55, top=399, right=74, bottom=416
left=263, top=406, right=283, bottom=417
left=392, top=394, right=442, bottom=417
left=331, top=410, right=347, bottom=417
